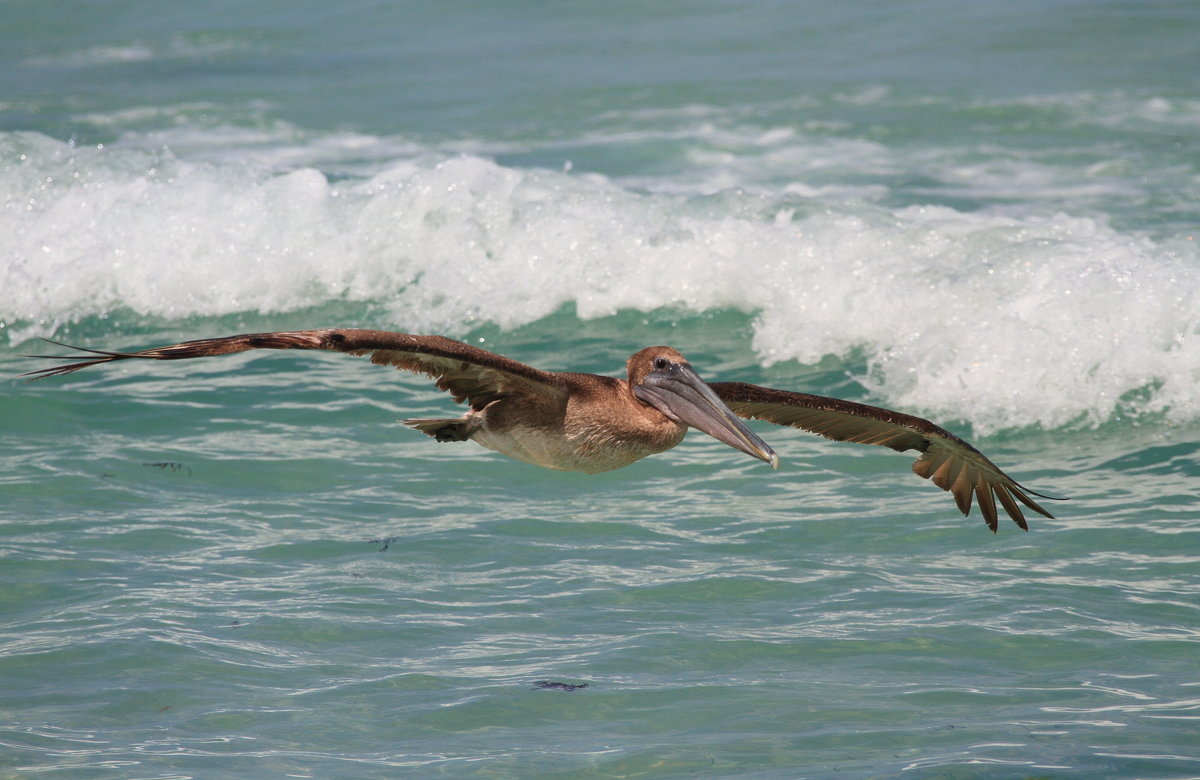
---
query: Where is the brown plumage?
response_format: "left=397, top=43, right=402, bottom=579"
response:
left=22, top=328, right=1064, bottom=531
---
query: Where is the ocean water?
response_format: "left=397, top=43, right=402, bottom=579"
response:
left=2, top=1, right=1199, bottom=778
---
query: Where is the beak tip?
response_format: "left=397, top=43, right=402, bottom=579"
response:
left=768, top=452, right=780, bottom=470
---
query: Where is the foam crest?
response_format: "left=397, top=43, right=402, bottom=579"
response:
left=749, top=207, right=1200, bottom=433
left=3, top=130, right=1196, bottom=432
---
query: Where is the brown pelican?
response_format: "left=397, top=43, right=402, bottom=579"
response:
left=22, top=328, right=1063, bottom=531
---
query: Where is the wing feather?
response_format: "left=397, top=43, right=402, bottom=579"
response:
left=993, top=484, right=1028, bottom=531
left=709, top=381, right=1061, bottom=531
left=974, top=474, right=999, bottom=532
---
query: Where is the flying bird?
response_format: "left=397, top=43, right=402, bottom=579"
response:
left=22, top=328, right=1063, bottom=531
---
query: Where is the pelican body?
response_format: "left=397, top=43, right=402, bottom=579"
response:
left=403, top=343, right=775, bottom=475
left=23, top=328, right=1063, bottom=531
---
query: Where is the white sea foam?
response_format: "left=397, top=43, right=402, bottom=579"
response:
left=20, top=35, right=248, bottom=69
left=2, top=127, right=1196, bottom=433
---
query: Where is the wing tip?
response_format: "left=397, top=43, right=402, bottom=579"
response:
left=1015, top=480, right=1070, bottom=503
left=17, top=339, right=138, bottom=381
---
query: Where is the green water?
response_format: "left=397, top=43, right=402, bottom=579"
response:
left=3, top=311, right=1198, bottom=778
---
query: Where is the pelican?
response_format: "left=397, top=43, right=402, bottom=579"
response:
left=22, top=328, right=1064, bottom=531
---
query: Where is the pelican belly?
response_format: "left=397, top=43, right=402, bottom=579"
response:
left=469, top=420, right=683, bottom=474
left=469, top=423, right=605, bottom=472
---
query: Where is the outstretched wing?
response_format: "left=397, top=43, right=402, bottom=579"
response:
left=21, top=329, right=569, bottom=411
left=709, top=381, right=1063, bottom=532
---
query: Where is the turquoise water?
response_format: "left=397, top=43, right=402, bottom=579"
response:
left=3, top=2, right=1199, bottom=778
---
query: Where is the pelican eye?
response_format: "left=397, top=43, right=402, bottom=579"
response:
left=653, top=357, right=669, bottom=370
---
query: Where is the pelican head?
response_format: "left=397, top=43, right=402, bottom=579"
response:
left=628, top=347, right=779, bottom=469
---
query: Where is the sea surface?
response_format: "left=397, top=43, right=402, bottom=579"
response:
left=2, top=2, right=1199, bottom=778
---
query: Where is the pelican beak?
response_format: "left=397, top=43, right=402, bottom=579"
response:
left=634, top=362, right=779, bottom=469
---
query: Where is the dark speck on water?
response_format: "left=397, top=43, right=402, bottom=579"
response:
left=533, top=681, right=589, bottom=692
left=369, top=536, right=400, bottom=552
left=143, top=461, right=192, bottom=476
